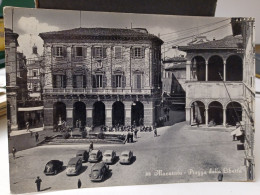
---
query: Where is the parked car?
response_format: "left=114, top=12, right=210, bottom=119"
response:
left=89, top=162, right=110, bottom=182
left=103, top=150, right=116, bottom=164
left=88, top=149, right=102, bottom=163
left=43, top=160, right=63, bottom=175
left=66, top=157, right=82, bottom=176
left=119, top=150, right=133, bottom=164
left=76, top=150, right=89, bottom=162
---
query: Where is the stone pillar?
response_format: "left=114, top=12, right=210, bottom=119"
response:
left=186, top=60, right=191, bottom=81
left=86, top=46, right=92, bottom=88
left=223, top=108, right=226, bottom=127
left=124, top=101, right=132, bottom=126
left=8, top=94, right=18, bottom=130
left=44, top=45, right=53, bottom=89
left=106, top=47, right=112, bottom=88
left=125, top=47, right=131, bottom=88
left=104, top=101, right=113, bottom=127
left=205, top=60, right=208, bottom=81
left=66, top=107, right=73, bottom=127
left=190, top=106, right=194, bottom=125
left=185, top=107, right=191, bottom=125
left=223, top=60, right=226, bottom=81
left=144, top=47, right=150, bottom=88
left=205, top=108, right=209, bottom=126
left=66, top=46, right=73, bottom=88
left=43, top=107, right=53, bottom=130
left=143, top=101, right=154, bottom=126
left=86, top=106, right=93, bottom=126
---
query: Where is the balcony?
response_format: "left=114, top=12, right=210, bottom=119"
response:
left=186, top=81, right=244, bottom=99
left=43, top=87, right=154, bottom=95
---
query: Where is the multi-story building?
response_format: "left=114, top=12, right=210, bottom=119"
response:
left=179, top=18, right=255, bottom=179
left=27, top=45, right=43, bottom=100
left=39, top=28, right=163, bottom=129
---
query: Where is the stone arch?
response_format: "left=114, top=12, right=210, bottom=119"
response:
left=226, top=101, right=243, bottom=126
left=208, top=55, right=224, bottom=81
left=131, top=101, right=144, bottom=126
left=53, top=102, right=67, bottom=126
left=191, top=56, right=206, bottom=81
left=226, top=55, right=243, bottom=81
left=73, top=101, right=86, bottom=128
left=93, top=101, right=106, bottom=126
left=208, top=101, right=223, bottom=125
left=112, top=101, right=125, bottom=126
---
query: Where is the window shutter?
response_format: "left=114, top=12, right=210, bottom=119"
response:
left=122, top=75, right=126, bottom=88
left=63, top=47, right=67, bottom=57
left=73, top=75, right=77, bottom=88
left=53, top=75, right=57, bottom=88
left=63, top=75, right=67, bottom=88
left=83, top=75, right=87, bottom=88
left=102, top=47, right=107, bottom=58
left=83, top=47, right=87, bottom=58
left=112, top=75, right=116, bottom=88
left=92, top=74, right=96, bottom=88
left=91, top=47, right=96, bottom=58
left=103, top=74, right=107, bottom=88
left=142, top=47, right=145, bottom=58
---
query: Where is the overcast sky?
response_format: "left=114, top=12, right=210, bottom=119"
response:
left=4, top=7, right=233, bottom=59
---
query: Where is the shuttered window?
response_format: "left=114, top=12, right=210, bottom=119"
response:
left=134, top=74, right=142, bottom=89
left=73, top=75, right=87, bottom=88
left=53, top=75, right=66, bottom=88
left=115, top=47, right=122, bottom=59
left=92, top=47, right=107, bottom=58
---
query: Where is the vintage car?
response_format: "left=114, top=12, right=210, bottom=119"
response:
left=103, top=150, right=116, bottom=164
left=76, top=150, right=89, bottom=162
left=66, top=157, right=82, bottom=176
left=43, top=160, right=63, bottom=175
left=89, top=162, right=110, bottom=182
left=119, top=150, right=133, bottom=164
left=88, top=149, right=102, bottom=163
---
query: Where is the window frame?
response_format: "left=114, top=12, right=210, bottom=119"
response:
left=75, top=47, right=83, bottom=57
left=134, top=47, right=142, bottom=58
left=55, top=46, right=63, bottom=57
left=96, top=74, right=103, bottom=88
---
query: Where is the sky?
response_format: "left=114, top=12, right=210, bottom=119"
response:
left=4, top=7, right=233, bottom=59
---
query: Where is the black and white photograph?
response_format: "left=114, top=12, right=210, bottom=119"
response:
left=4, top=7, right=255, bottom=194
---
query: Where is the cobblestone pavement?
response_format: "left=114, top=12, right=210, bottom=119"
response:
left=9, top=122, right=246, bottom=194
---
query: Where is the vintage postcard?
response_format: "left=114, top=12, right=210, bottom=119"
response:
left=4, top=7, right=255, bottom=194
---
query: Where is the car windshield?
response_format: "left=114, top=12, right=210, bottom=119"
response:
left=67, top=164, right=75, bottom=168
left=104, top=154, right=111, bottom=157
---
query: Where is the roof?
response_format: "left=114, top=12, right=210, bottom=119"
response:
left=68, top=157, right=81, bottom=164
left=90, top=149, right=99, bottom=154
left=163, top=56, right=187, bottom=63
left=165, top=63, right=186, bottom=71
left=39, top=27, right=163, bottom=44
left=178, top=35, right=243, bottom=51
left=92, top=162, right=106, bottom=169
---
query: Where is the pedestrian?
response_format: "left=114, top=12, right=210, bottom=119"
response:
left=35, top=132, right=39, bottom=142
left=77, top=179, right=82, bottom=188
left=89, top=141, right=93, bottom=152
left=12, top=147, right=16, bottom=159
left=154, top=127, right=157, bottom=137
left=26, top=121, right=29, bottom=132
left=35, top=176, right=42, bottom=192
left=134, top=128, right=138, bottom=138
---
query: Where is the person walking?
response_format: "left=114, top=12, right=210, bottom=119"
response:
left=77, top=179, right=82, bottom=188
left=89, top=141, right=93, bottom=152
left=154, top=127, right=157, bottom=137
left=35, top=132, right=39, bottom=142
left=12, top=147, right=16, bottom=159
left=35, top=176, right=42, bottom=192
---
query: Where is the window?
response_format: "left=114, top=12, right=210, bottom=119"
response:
left=115, top=47, right=122, bottom=59
left=76, top=47, right=83, bottom=57
left=96, top=75, right=103, bottom=88
left=33, top=84, right=38, bottom=92
left=55, top=47, right=63, bottom=57
left=115, top=75, right=122, bottom=87
left=33, top=71, right=37, bottom=77
left=134, top=74, right=142, bottom=89
left=53, top=75, right=66, bottom=88
left=73, top=75, right=86, bottom=88
left=134, top=48, right=141, bottom=58
left=92, top=47, right=106, bottom=58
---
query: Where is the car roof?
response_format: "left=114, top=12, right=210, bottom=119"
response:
left=90, top=149, right=100, bottom=154
left=76, top=150, right=87, bottom=154
left=68, top=157, right=81, bottom=164
left=92, top=162, right=106, bottom=169
left=121, top=151, right=131, bottom=155
left=104, top=150, right=114, bottom=154
left=48, top=160, right=60, bottom=163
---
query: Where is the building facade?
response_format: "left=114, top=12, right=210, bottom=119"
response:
left=39, top=28, right=163, bottom=129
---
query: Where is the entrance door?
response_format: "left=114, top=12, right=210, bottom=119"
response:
left=112, top=101, right=125, bottom=126
left=131, top=101, right=144, bottom=126
left=73, top=102, right=86, bottom=127
left=93, top=101, right=105, bottom=126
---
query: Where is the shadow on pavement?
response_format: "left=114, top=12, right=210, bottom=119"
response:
left=40, top=187, right=51, bottom=191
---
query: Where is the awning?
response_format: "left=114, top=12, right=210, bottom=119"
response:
left=231, top=126, right=243, bottom=136
left=18, top=106, right=44, bottom=111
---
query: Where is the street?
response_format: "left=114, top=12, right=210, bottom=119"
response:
left=9, top=122, right=246, bottom=194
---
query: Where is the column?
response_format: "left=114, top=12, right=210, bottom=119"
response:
left=185, top=107, right=191, bottom=124
left=223, top=108, right=226, bottom=127
left=143, top=101, right=154, bottom=126
left=66, top=46, right=73, bottom=88
left=104, top=101, right=113, bottom=127
left=124, top=101, right=132, bottom=126
left=44, top=45, right=53, bottom=89
left=223, top=60, right=226, bottom=81
left=144, top=47, right=150, bottom=88
left=86, top=106, right=93, bottom=126
left=205, top=60, right=208, bottom=81
left=190, top=106, right=194, bottom=125
left=205, top=108, right=209, bottom=126
left=186, top=60, right=191, bottom=81
left=66, top=107, right=73, bottom=127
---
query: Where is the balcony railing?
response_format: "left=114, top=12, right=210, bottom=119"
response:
left=44, top=87, right=155, bottom=95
